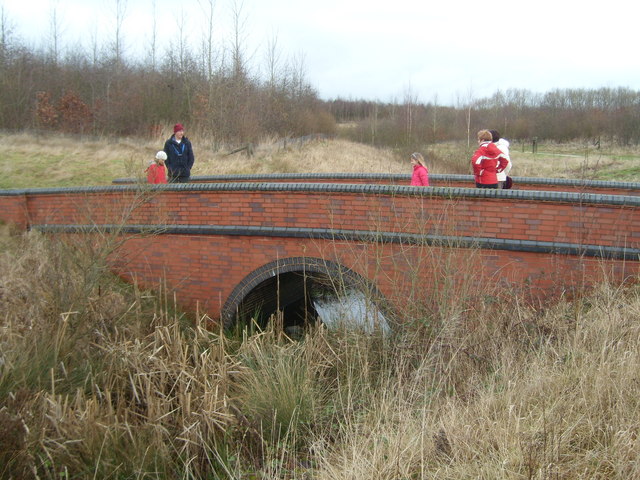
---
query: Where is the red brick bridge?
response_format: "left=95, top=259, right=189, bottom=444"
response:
left=1, top=174, right=638, bottom=329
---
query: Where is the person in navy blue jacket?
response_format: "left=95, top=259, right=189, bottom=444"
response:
left=164, top=123, right=195, bottom=183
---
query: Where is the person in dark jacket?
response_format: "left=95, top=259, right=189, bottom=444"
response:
left=164, top=123, right=195, bottom=183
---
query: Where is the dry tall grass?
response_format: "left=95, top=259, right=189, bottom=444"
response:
left=3, top=131, right=638, bottom=189
left=2, top=131, right=407, bottom=188
left=1, top=222, right=639, bottom=479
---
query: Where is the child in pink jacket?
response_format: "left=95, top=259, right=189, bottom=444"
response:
left=410, top=152, right=430, bottom=186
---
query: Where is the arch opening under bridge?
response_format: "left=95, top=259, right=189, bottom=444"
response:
left=221, top=257, right=392, bottom=334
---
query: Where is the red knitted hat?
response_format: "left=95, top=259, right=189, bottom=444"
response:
left=173, top=123, right=184, bottom=133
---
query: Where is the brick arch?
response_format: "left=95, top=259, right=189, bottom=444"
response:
left=2, top=179, right=639, bottom=323
left=220, top=256, right=389, bottom=328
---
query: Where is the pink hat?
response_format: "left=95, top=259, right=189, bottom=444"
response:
left=173, top=123, right=184, bottom=134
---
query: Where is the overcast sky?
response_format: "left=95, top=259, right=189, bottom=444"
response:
left=2, top=0, right=639, bottom=104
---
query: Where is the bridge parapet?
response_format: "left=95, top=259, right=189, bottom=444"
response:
left=7, top=182, right=638, bottom=249
left=1, top=179, right=638, bottom=323
left=112, top=173, right=640, bottom=196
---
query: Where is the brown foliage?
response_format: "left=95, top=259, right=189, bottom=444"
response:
left=56, top=91, right=93, bottom=134
left=34, top=91, right=58, bottom=129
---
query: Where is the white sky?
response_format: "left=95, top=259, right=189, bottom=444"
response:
left=2, top=0, right=639, bottom=104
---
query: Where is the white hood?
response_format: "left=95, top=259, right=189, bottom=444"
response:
left=496, top=138, right=511, bottom=179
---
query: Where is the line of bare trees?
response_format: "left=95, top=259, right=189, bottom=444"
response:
left=328, top=86, right=640, bottom=147
left=0, top=1, right=335, bottom=144
left=2, top=3, right=639, bottom=147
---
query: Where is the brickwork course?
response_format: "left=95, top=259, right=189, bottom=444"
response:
left=1, top=175, right=638, bottom=325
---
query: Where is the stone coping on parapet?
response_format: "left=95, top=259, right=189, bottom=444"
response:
left=32, top=224, right=640, bottom=261
left=111, top=173, right=640, bottom=191
left=2, top=181, right=640, bottom=207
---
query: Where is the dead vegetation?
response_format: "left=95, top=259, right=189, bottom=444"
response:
left=0, top=222, right=639, bottom=478
left=2, top=131, right=639, bottom=189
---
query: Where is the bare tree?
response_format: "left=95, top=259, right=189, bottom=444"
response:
left=48, top=1, right=64, bottom=65
left=465, top=83, right=475, bottom=147
left=264, top=32, right=281, bottom=89
left=0, top=4, right=14, bottom=67
left=147, top=0, right=158, bottom=70
left=290, top=51, right=309, bottom=98
left=431, top=94, right=438, bottom=143
left=110, top=0, right=127, bottom=66
left=0, top=4, right=14, bottom=126
left=198, top=0, right=217, bottom=80
left=88, top=20, right=100, bottom=67
left=403, top=83, right=418, bottom=144
left=370, top=102, right=378, bottom=145
left=229, top=0, right=248, bottom=79
left=174, top=7, right=188, bottom=74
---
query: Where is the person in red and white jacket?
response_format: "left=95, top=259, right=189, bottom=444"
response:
left=471, top=130, right=509, bottom=188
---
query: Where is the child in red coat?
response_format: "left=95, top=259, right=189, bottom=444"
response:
left=146, top=151, right=168, bottom=184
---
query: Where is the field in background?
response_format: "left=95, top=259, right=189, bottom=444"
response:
left=1, top=131, right=640, bottom=189
left=511, top=140, right=640, bottom=181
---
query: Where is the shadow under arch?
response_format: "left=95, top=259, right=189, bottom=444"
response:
left=220, top=256, right=392, bottom=331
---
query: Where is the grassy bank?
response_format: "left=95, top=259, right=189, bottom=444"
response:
left=1, top=225, right=639, bottom=479
left=0, top=131, right=405, bottom=189
left=2, top=131, right=639, bottom=189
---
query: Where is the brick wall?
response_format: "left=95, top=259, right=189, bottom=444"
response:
left=21, top=188, right=631, bottom=250
left=0, top=193, right=28, bottom=228
left=1, top=182, right=638, bottom=322
left=112, top=234, right=634, bottom=321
